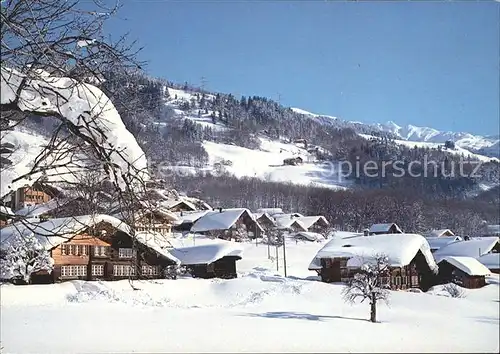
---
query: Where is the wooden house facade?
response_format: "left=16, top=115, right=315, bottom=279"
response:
left=30, top=221, right=177, bottom=284
left=10, top=183, right=60, bottom=211
left=317, top=250, right=436, bottom=291
left=437, top=257, right=490, bottom=289
left=191, top=209, right=264, bottom=241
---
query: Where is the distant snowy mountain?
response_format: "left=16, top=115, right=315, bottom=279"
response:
left=290, top=108, right=499, bottom=158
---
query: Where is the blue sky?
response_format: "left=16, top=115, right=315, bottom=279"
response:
left=105, top=1, right=499, bottom=136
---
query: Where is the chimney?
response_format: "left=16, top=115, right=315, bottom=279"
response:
left=363, top=229, right=369, bottom=236
left=219, top=207, right=223, bottom=213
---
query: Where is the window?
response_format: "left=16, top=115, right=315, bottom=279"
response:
left=61, top=244, right=88, bottom=256
left=92, top=264, right=104, bottom=276
left=411, top=275, right=419, bottom=286
left=141, top=265, right=159, bottom=276
left=61, top=265, right=87, bottom=277
left=93, top=246, right=108, bottom=257
left=118, top=248, right=135, bottom=259
left=113, top=264, right=136, bottom=276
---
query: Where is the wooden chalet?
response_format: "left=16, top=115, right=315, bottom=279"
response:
left=295, top=216, right=330, bottom=233
left=114, top=201, right=180, bottom=237
left=172, top=210, right=210, bottom=233
left=424, top=236, right=463, bottom=253
left=437, top=256, right=490, bottom=289
left=0, top=215, right=179, bottom=284
left=369, top=223, right=403, bottom=235
left=191, top=208, right=264, bottom=241
left=0, top=214, right=178, bottom=284
left=169, top=242, right=244, bottom=279
left=9, top=182, right=62, bottom=211
left=254, top=213, right=276, bottom=231
left=274, top=217, right=308, bottom=233
left=308, top=233, right=438, bottom=291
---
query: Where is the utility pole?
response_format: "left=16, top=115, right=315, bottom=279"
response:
left=275, top=244, right=279, bottom=272
left=282, top=231, right=287, bottom=277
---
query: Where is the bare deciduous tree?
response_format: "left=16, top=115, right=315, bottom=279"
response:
left=342, top=254, right=391, bottom=323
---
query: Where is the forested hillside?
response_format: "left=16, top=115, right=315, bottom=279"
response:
left=16, top=70, right=500, bottom=232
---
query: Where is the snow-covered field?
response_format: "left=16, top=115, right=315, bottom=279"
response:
left=1, top=235, right=499, bottom=353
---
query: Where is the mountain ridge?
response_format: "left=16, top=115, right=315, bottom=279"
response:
left=290, top=107, right=499, bottom=157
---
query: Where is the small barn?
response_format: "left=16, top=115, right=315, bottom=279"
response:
left=308, top=233, right=438, bottom=291
left=295, top=216, right=330, bottom=233
left=437, top=256, right=490, bottom=289
left=369, top=223, right=403, bottom=235
left=190, top=208, right=264, bottom=241
left=168, top=242, right=244, bottom=279
left=426, top=229, right=455, bottom=238
left=480, top=224, right=500, bottom=237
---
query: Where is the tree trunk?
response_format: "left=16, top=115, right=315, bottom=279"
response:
left=370, top=294, right=377, bottom=323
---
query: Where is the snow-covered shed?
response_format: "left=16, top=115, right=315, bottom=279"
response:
left=437, top=256, right=491, bottom=289
left=295, top=216, right=329, bottom=233
left=191, top=208, right=264, bottom=240
left=168, top=241, right=244, bottom=279
left=308, top=233, right=438, bottom=291
left=369, top=223, right=403, bottom=235
left=424, top=236, right=463, bottom=253
left=274, top=217, right=308, bottom=232
left=426, top=229, right=455, bottom=238
left=433, top=237, right=500, bottom=263
left=477, top=253, right=500, bottom=274
left=253, top=212, right=276, bottom=230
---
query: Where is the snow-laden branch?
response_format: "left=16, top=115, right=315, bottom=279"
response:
left=1, top=67, right=149, bottom=195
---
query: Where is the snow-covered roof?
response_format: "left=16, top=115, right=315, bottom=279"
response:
left=425, top=236, right=463, bottom=250
left=134, top=231, right=180, bottom=264
left=295, top=216, right=329, bottom=229
left=274, top=218, right=307, bottom=231
left=256, top=208, right=283, bottom=216
left=0, top=205, right=14, bottom=216
left=168, top=241, right=244, bottom=265
left=426, top=229, right=455, bottom=238
left=369, top=223, right=403, bottom=234
left=483, top=224, right=500, bottom=236
left=191, top=208, right=263, bottom=233
left=439, top=256, right=491, bottom=276
left=174, top=210, right=211, bottom=224
left=15, top=198, right=69, bottom=218
left=477, top=253, right=500, bottom=270
left=433, top=237, right=499, bottom=262
left=0, top=214, right=131, bottom=251
left=294, top=232, right=323, bottom=242
left=308, top=233, right=437, bottom=273
left=160, top=198, right=197, bottom=211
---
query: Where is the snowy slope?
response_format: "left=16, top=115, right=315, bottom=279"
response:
left=1, top=236, right=498, bottom=353
left=0, top=129, right=92, bottom=198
